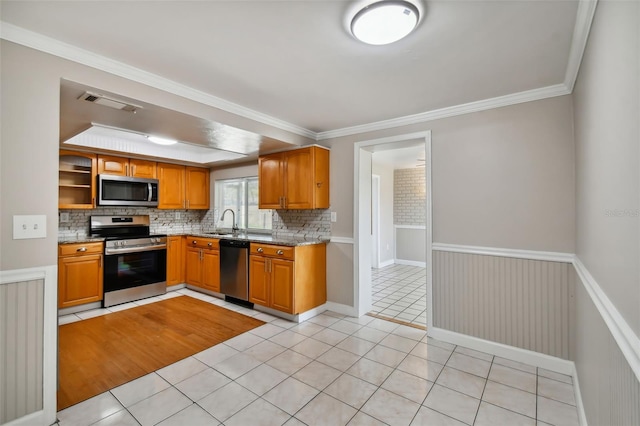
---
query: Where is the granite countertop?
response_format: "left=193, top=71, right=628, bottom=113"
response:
left=183, top=232, right=328, bottom=247
left=59, top=233, right=328, bottom=247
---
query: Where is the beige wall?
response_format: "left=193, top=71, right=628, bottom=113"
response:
left=0, top=41, right=311, bottom=271
left=573, top=0, right=640, bottom=336
left=322, top=95, right=576, bottom=253
left=572, top=1, right=640, bottom=424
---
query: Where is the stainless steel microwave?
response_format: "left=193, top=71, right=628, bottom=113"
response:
left=97, top=175, right=159, bottom=207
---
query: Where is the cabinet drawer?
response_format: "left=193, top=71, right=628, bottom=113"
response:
left=59, top=242, right=103, bottom=257
left=250, top=243, right=294, bottom=260
left=186, top=236, right=219, bottom=250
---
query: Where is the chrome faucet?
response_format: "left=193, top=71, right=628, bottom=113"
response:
left=220, top=209, right=239, bottom=234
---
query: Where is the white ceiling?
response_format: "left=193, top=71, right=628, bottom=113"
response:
left=1, top=0, right=581, bottom=136
left=373, top=145, right=426, bottom=170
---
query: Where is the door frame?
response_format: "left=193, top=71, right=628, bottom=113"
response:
left=353, top=131, right=433, bottom=328
left=371, top=174, right=380, bottom=269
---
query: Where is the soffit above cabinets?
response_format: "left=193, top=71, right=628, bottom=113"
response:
left=60, top=80, right=296, bottom=166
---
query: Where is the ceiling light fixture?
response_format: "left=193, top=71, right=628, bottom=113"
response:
left=350, top=0, right=420, bottom=45
left=147, top=135, right=178, bottom=146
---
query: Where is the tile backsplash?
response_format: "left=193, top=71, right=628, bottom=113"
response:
left=272, top=209, right=331, bottom=240
left=59, top=207, right=331, bottom=240
left=58, top=208, right=216, bottom=238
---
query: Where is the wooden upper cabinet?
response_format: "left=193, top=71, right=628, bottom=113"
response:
left=258, top=146, right=329, bottom=210
left=185, top=167, right=210, bottom=210
left=97, top=155, right=157, bottom=178
left=158, top=162, right=185, bottom=209
left=157, top=163, right=209, bottom=210
left=59, top=150, right=97, bottom=209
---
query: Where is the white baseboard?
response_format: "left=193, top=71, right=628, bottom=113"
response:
left=297, top=304, right=330, bottom=322
left=166, top=283, right=186, bottom=292
left=572, top=362, right=588, bottom=426
left=377, top=259, right=395, bottom=268
left=395, top=259, right=427, bottom=268
left=428, top=327, right=575, bottom=376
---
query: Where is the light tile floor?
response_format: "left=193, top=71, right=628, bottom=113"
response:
left=57, top=289, right=580, bottom=426
left=370, top=264, right=427, bottom=327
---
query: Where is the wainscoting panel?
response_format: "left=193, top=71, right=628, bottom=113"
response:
left=433, top=251, right=575, bottom=359
left=0, top=278, right=44, bottom=424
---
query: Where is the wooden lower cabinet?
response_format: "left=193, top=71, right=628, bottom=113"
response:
left=185, top=237, right=220, bottom=292
left=249, top=243, right=325, bottom=315
left=166, top=236, right=185, bottom=286
left=58, top=242, right=103, bottom=308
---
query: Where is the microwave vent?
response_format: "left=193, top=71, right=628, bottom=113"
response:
left=78, top=91, right=140, bottom=113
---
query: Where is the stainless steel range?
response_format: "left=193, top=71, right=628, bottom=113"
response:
left=90, top=215, right=167, bottom=307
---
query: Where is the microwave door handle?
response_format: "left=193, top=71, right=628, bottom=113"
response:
left=148, top=183, right=152, bottom=202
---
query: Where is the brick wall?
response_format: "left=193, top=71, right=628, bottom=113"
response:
left=394, top=168, right=426, bottom=225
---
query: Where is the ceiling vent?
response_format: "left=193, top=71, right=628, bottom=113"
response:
left=78, top=91, right=140, bottom=113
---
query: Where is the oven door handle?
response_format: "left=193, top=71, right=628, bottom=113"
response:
left=104, top=244, right=167, bottom=255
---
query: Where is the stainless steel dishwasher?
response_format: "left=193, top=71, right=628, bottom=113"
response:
left=219, top=239, right=250, bottom=304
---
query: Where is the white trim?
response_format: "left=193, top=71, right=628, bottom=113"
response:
left=572, top=363, right=589, bottom=426
left=573, top=257, right=640, bottom=383
left=564, top=0, right=599, bottom=92
left=297, top=304, right=330, bottom=323
left=395, top=259, right=427, bottom=268
left=0, top=265, right=58, bottom=426
left=429, top=327, right=575, bottom=376
left=0, top=22, right=315, bottom=140
left=330, top=236, right=355, bottom=245
left=394, top=225, right=426, bottom=230
left=377, top=259, right=395, bottom=268
left=432, top=243, right=575, bottom=263
left=324, top=301, right=359, bottom=317
left=317, top=84, right=570, bottom=140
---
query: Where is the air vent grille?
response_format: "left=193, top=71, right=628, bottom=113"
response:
left=78, top=91, right=140, bottom=113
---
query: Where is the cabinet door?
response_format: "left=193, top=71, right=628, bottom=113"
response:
left=185, top=247, right=202, bottom=286
left=158, top=163, right=185, bottom=209
left=59, top=150, right=97, bottom=209
left=58, top=254, right=103, bottom=308
left=284, top=148, right=314, bottom=209
left=202, top=250, right=220, bottom=292
left=258, top=153, right=284, bottom=209
left=185, top=167, right=210, bottom=210
left=249, top=255, right=270, bottom=306
left=166, top=236, right=185, bottom=286
left=130, top=159, right=157, bottom=179
left=270, top=258, right=294, bottom=314
left=97, top=155, right=128, bottom=176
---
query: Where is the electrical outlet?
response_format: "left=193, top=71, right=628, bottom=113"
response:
left=13, top=215, right=47, bottom=239
left=175, top=211, right=181, bottom=220
left=60, top=212, right=70, bottom=223
left=331, top=211, right=337, bottom=222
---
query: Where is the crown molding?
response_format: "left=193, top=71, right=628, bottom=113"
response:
left=564, top=0, right=598, bottom=92
left=316, top=83, right=571, bottom=140
left=0, top=22, right=316, bottom=140
left=2, top=0, right=596, bottom=143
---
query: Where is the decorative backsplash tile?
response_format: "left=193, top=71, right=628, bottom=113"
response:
left=394, top=168, right=426, bottom=226
left=272, top=209, right=331, bottom=240
left=58, top=207, right=330, bottom=240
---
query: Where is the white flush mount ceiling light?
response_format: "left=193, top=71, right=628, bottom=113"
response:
left=350, top=0, right=420, bottom=45
left=147, top=135, right=178, bottom=145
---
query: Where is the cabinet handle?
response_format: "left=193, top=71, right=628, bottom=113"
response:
left=283, top=197, right=287, bottom=208
left=316, top=182, right=322, bottom=188
left=276, top=250, right=284, bottom=255
left=257, top=247, right=264, bottom=253
left=92, top=197, right=96, bottom=208
left=125, top=164, right=129, bottom=175
left=132, top=165, right=136, bottom=176
left=187, top=200, right=190, bottom=209
left=264, top=259, right=268, bottom=272
left=192, top=240, right=197, bottom=245
left=207, top=242, right=212, bottom=247
left=268, top=258, right=272, bottom=273
left=77, top=247, right=87, bottom=252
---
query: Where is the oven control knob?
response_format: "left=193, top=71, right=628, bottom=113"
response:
left=119, top=241, right=127, bottom=247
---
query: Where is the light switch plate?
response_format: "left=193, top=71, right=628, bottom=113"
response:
left=331, top=212, right=337, bottom=223
left=13, top=215, right=47, bottom=239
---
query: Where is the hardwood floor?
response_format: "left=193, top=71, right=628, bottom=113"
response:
left=57, top=295, right=264, bottom=410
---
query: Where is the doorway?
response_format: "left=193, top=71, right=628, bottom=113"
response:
left=353, top=131, right=432, bottom=329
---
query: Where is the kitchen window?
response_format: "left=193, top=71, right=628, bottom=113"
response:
left=214, top=177, right=272, bottom=232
